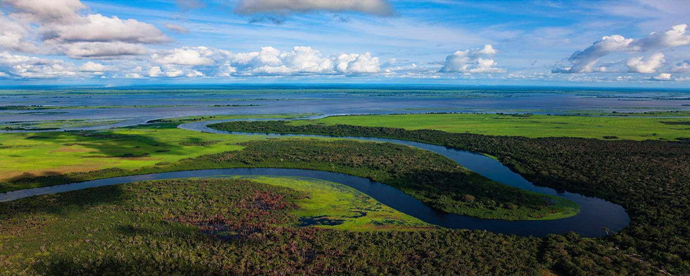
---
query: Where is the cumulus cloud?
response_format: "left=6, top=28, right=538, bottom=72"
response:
left=125, top=73, right=143, bottom=79
left=221, top=46, right=378, bottom=76
left=554, top=24, right=690, bottom=73
left=633, top=24, right=690, bottom=50
left=0, top=51, right=81, bottom=78
left=0, top=0, right=168, bottom=59
left=58, top=42, right=149, bottom=59
left=235, top=0, right=393, bottom=16
left=148, top=66, right=163, bottom=77
left=152, top=47, right=215, bottom=66
left=336, top=52, right=380, bottom=74
left=79, top=61, right=108, bottom=72
left=553, top=35, right=633, bottom=73
left=671, top=60, right=690, bottom=73
left=651, top=73, right=672, bottom=81
left=2, top=0, right=86, bottom=24
left=45, top=14, right=169, bottom=44
left=626, top=52, right=665, bottom=73
left=440, top=45, right=505, bottom=73
left=0, top=12, right=38, bottom=52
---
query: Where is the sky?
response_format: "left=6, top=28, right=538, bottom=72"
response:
left=0, top=0, right=689, bottom=88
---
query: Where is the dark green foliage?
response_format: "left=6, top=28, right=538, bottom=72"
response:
left=0, top=178, right=661, bottom=275
left=0, top=178, right=548, bottom=275
left=211, top=121, right=690, bottom=274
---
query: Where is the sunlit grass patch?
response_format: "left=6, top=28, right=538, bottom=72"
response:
left=291, top=113, right=690, bottom=141
left=236, top=176, right=432, bottom=231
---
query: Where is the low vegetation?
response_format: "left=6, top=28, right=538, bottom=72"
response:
left=0, top=114, right=319, bottom=182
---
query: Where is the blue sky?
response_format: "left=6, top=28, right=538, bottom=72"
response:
left=0, top=0, right=689, bottom=87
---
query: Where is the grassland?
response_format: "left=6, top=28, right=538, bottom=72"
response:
left=0, top=114, right=315, bottom=181
left=233, top=176, right=431, bottom=231
left=290, top=113, right=690, bottom=140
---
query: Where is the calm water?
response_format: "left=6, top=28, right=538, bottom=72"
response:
left=2, top=87, right=690, bottom=129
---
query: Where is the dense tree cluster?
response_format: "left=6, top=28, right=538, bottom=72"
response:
left=211, top=121, right=690, bottom=274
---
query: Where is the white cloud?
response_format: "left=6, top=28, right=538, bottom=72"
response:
left=671, top=60, right=690, bottom=73
left=148, top=66, right=163, bottom=77
left=2, top=0, right=86, bottom=24
left=554, top=24, right=690, bottom=74
left=223, top=46, right=377, bottom=76
left=80, top=61, right=108, bottom=72
left=165, top=24, right=189, bottom=34
left=651, top=72, right=672, bottom=81
left=440, top=45, right=505, bottom=73
left=626, top=52, right=665, bottom=73
left=124, top=73, right=143, bottom=79
left=47, top=14, right=169, bottom=44
left=336, top=52, right=380, bottom=74
left=554, top=35, right=633, bottom=73
left=0, top=51, right=81, bottom=78
left=186, top=70, right=204, bottom=77
left=0, top=0, right=167, bottom=59
left=235, top=0, right=393, bottom=16
left=152, top=47, right=215, bottom=66
left=59, top=42, right=149, bottom=59
left=633, top=24, right=690, bottom=50
left=0, top=12, right=38, bottom=52
left=165, top=68, right=184, bottom=77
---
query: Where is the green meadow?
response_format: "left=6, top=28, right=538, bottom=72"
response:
left=234, top=176, right=431, bottom=231
left=0, top=114, right=313, bottom=181
left=290, top=113, right=690, bottom=140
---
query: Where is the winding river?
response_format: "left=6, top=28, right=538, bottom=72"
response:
left=0, top=118, right=630, bottom=238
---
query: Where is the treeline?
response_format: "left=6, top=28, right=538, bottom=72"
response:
left=0, top=179, right=658, bottom=275
left=210, top=121, right=690, bottom=274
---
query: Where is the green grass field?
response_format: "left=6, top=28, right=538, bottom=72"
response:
left=235, top=176, right=431, bottom=231
left=290, top=113, right=690, bottom=140
left=0, top=114, right=315, bottom=181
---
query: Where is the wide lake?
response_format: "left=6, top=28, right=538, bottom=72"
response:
left=2, top=86, right=690, bottom=130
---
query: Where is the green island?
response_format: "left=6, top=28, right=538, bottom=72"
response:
left=1, top=112, right=688, bottom=275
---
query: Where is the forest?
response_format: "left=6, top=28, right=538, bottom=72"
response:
left=210, top=120, right=690, bottom=275
left=0, top=178, right=659, bottom=275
